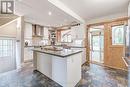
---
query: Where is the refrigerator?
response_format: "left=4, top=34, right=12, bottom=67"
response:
left=124, top=2, right=130, bottom=64
left=124, top=24, right=130, bottom=59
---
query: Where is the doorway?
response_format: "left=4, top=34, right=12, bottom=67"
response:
left=0, top=37, right=16, bottom=73
left=89, top=26, right=104, bottom=64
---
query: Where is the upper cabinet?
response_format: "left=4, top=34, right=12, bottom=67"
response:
left=44, top=27, right=49, bottom=39
left=71, top=24, right=86, bottom=39
left=24, top=22, right=32, bottom=39
left=32, top=25, right=44, bottom=37
left=24, top=22, right=49, bottom=40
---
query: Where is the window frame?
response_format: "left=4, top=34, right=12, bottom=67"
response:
left=111, top=24, right=125, bottom=45
left=60, top=30, right=72, bottom=43
left=0, top=37, right=16, bottom=58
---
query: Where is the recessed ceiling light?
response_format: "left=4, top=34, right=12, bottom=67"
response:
left=48, top=11, right=52, bottom=16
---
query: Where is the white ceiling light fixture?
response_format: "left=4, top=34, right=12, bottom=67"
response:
left=48, top=11, right=52, bottom=16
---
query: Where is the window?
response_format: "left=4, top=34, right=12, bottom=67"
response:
left=112, top=25, right=124, bottom=45
left=61, top=30, right=72, bottom=42
left=0, top=37, right=15, bottom=58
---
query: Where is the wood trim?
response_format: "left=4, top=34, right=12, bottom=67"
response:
left=108, top=20, right=128, bottom=46
left=122, top=57, right=129, bottom=67
left=89, top=61, right=128, bottom=71
left=82, top=61, right=128, bottom=71
left=24, top=59, right=33, bottom=63
left=103, top=64, right=128, bottom=71
left=86, top=26, right=90, bottom=63
left=109, top=45, right=124, bottom=48
left=56, top=30, right=61, bottom=42
left=87, top=17, right=129, bottom=27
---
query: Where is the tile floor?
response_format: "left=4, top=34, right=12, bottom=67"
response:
left=0, top=62, right=128, bottom=87
left=76, top=64, right=128, bottom=87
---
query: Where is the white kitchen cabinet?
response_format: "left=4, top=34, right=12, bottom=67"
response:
left=71, top=26, right=77, bottom=39
left=37, top=53, right=52, bottom=78
left=34, top=51, right=82, bottom=87
left=77, top=24, right=86, bottom=39
left=24, top=47, right=33, bottom=62
left=71, top=24, right=86, bottom=39
left=71, top=47, right=86, bottom=65
left=52, top=53, right=81, bottom=87
left=44, top=27, right=49, bottom=39
left=24, top=22, right=32, bottom=39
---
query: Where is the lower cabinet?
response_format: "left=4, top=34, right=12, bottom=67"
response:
left=24, top=47, right=33, bottom=62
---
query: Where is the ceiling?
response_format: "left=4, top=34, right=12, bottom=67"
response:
left=60, top=0, right=129, bottom=21
left=0, top=14, right=18, bottom=26
left=14, top=0, right=130, bottom=27
left=14, top=0, right=78, bottom=27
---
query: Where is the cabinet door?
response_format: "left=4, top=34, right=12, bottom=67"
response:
left=67, top=53, right=82, bottom=87
left=76, top=25, right=86, bottom=39
left=71, top=25, right=85, bottom=39
left=71, top=27, right=76, bottom=39
left=37, top=53, right=52, bottom=78
left=36, top=25, right=44, bottom=36
left=24, top=47, right=33, bottom=62
left=24, top=23, right=32, bottom=39
left=44, top=27, right=49, bottom=39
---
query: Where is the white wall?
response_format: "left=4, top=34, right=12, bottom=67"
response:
left=16, top=17, right=25, bottom=71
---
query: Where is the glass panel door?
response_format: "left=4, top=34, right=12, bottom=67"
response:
left=0, top=37, right=16, bottom=73
left=90, top=33, right=104, bottom=63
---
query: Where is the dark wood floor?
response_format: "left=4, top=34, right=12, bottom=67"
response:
left=0, top=62, right=128, bottom=87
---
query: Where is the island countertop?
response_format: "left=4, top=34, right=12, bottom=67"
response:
left=33, top=48, right=82, bottom=57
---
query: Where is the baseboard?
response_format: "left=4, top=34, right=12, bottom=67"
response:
left=82, top=61, right=89, bottom=66
left=85, top=61, right=128, bottom=71
left=103, top=64, right=128, bottom=72
left=24, top=59, right=33, bottom=63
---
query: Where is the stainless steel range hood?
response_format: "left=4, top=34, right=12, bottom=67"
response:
left=32, top=24, right=44, bottom=37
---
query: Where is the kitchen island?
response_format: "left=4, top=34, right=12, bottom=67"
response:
left=33, top=47, right=82, bottom=87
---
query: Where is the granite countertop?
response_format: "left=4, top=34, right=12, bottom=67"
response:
left=24, top=45, right=51, bottom=48
left=33, top=48, right=82, bottom=58
left=25, top=45, right=86, bottom=48
left=54, top=45, right=86, bottom=48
